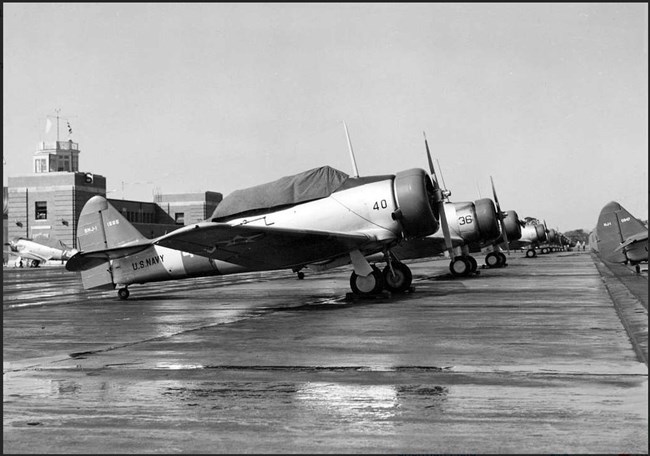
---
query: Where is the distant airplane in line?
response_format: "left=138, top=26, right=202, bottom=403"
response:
left=5, top=237, right=78, bottom=268
left=589, top=201, right=648, bottom=273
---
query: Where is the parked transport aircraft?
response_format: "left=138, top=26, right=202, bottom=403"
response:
left=5, top=237, right=77, bottom=268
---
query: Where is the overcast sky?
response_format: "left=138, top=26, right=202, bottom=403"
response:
left=3, top=3, right=647, bottom=231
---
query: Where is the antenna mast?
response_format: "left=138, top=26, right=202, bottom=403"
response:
left=55, top=108, right=61, bottom=142
left=342, top=121, right=359, bottom=177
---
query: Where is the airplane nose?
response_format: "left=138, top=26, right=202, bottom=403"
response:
left=503, top=210, right=522, bottom=241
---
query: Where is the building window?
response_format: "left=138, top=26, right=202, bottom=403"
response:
left=34, top=158, right=47, bottom=173
left=175, top=213, right=185, bottom=225
left=35, top=201, right=47, bottom=220
left=49, top=155, right=57, bottom=172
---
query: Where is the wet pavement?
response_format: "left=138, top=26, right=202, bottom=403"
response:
left=3, top=251, right=648, bottom=453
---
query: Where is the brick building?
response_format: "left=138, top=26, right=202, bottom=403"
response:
left=4, top=139, right=222, bottom=260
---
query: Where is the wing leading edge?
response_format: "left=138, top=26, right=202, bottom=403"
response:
left=154, top=222, right=376, bottom=270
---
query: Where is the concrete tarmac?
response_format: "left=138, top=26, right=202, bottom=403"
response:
left=3, top=251, right=648, bottom=454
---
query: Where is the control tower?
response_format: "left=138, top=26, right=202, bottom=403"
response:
left=7, top=139, right=106, bottom=250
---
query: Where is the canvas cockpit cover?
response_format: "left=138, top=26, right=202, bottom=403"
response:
left=211, top=166, right=350, bottom=221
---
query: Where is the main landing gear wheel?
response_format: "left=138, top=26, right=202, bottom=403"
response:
left=297, top=271, right=305, bottom=280
left=487, top=252, right=507, bottom=268
left=525, top=249, right=537, bottom=258
left=118, top=288, right=130, bottom=300
left=497, top=252, right=507, bottom=267
left=466, top=256, right=478, bottom=273
left=450, top=256, right=471, bottom=277
left=485, top=252, right=501, bottom=268
left=382, top=262, right=413, bottom=293
left=350, top=266, right=384, bottom=296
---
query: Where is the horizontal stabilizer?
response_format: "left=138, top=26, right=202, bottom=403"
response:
left=66, top=242, right=153, bottom=272
left=614, top=231, right=649, bottom=252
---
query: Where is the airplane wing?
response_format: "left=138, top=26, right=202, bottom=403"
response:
left=614, top=231, right=649, bottom=252
left=7, top=251, right=51, bottom=262
left=154, top=222, right=375, bottom=270
left=392, top=235, right=464, bottom=260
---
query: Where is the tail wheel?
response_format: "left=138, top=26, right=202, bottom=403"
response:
left=485, top=252, right=500, bottom=268
left=382, top=262, right=413, bottom=293
left=450, top=257, right=471, bottom=277
left=350, top=266, right=384, bottom=296
left=118, top=288, right=130, bottom=300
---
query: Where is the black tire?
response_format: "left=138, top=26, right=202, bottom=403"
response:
left=450, top=257, right=471, bottom=277
left=485, top=252, right=500, bottom=268
left=350, top=266, right=384, bottom=296
left=497, top=252, right=507, bottom=267
left=467, top=256, right=478, bottom=273
left=382, top=262, right=413, bottom=293
left=118, top=288, right=130, bottom=300
left=297, top=272, right=305, bottom=280
left=525, top=249, right=536, bottom=258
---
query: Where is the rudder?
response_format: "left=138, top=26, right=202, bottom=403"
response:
left=595, top=201, right=627, bottom=263
left=77, top=196, right=148, bottom=251
left=614, top=203, right=647, bottom=241
left=76, top=196, right=148, bottom=290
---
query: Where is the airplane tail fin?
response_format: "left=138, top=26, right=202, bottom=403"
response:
left=614, top=203, right=647, bottom=240
left=74, top=195, right=148, bottom=290
left=77, top=196, right=148, bottom=251
left=595, top=201, right=645, bottom=263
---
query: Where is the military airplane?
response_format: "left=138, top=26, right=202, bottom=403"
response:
left=463, top=176, right=523, bottom=269
left=507, top=218, right=550, bottom=258
left=5, top=237, right=78, bottom=268
left=383, top=194, right=501, bottom=276
left=590, top=201, right=648, bottom=273
left=545, top=228, right=573, bottom=252
left=510, top=218, right=574, bottom=258
left=369, top=135, right=514, bottom=277
left=65, top=163, right=442, bottom=299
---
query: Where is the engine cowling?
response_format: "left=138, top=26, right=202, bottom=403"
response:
left=503, top=210, right=522, bottom=241
left=535, top=224, right=547, bottom=242
left=474, top=198, right=500, bottom=242
left=393, top=168, right=439, bottom=239
left=448, top=201, right=477, bottom=242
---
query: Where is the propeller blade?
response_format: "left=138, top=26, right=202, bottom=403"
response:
left=423, top=132, right=454, bottom=258
left=490, top=176, right=510, bottom=255
left=423, top=132, right=437, bottom=182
